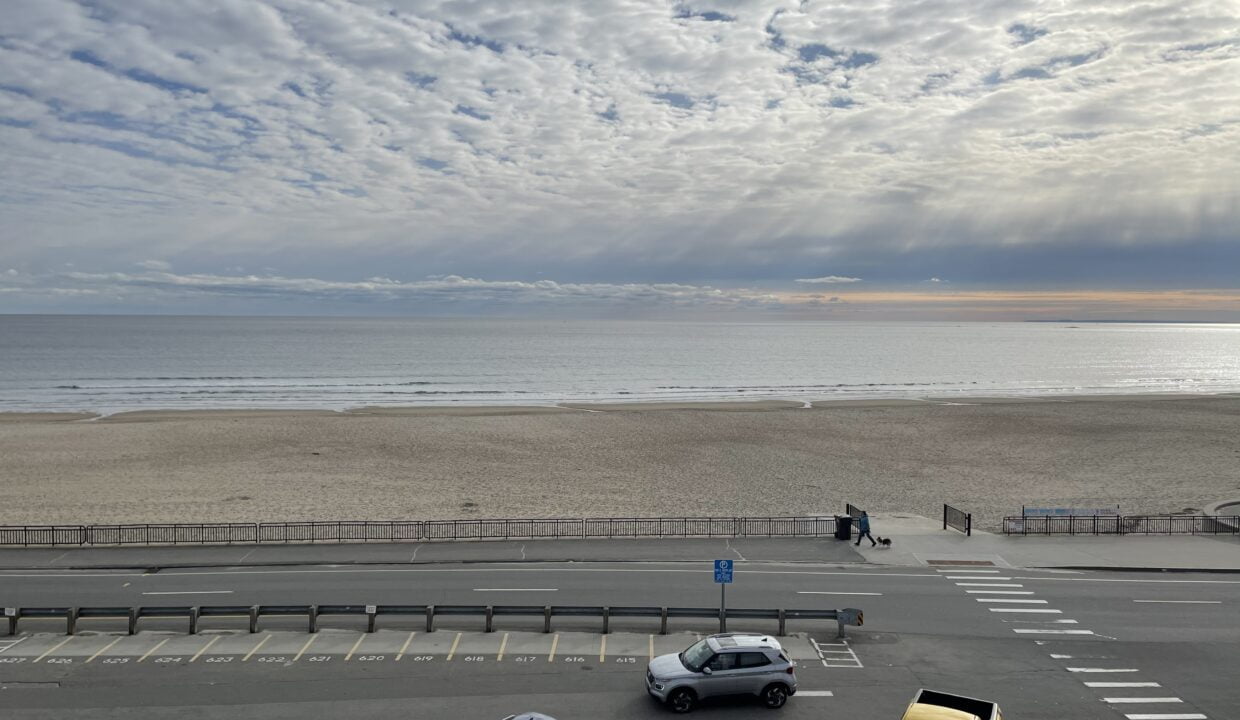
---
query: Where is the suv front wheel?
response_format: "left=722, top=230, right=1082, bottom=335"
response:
left=761, top=683, right=789, bottom=709
left=666, top=687, right=696, bottom=713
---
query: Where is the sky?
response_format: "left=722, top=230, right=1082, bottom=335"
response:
left=1, top=0, right=1238, bottom=319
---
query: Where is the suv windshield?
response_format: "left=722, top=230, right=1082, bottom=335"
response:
left=680, top=639, right=714, bottom=671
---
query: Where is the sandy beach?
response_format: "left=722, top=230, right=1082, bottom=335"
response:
left=2, top=395, right=1238, bottom=530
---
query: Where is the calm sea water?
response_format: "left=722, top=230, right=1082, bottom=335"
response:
left=1, top=316, right=1238, bottom=414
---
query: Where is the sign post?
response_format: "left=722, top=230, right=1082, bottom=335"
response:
left=714, top=559, right=733, bottom=632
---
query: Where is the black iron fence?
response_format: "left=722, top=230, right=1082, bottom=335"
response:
left=0, top=515, right=837, bottom=547
left=943, top=504, right=972, bottom=536
left=1003, top=515, right=1240, bottom=535
left=4, top=602, right=864, bottom=638
left=845, top=503, right=864, bottom=519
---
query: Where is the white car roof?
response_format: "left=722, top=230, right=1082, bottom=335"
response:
left=708, top=633, right=783, bottom=651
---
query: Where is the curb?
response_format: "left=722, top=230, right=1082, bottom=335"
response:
left=1036, top=565, right=1240, bottom=574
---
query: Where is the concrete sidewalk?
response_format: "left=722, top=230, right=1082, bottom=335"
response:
left=853, top=512, right=1240, bottom=571
left=0, top=513, right=1236, bottom=571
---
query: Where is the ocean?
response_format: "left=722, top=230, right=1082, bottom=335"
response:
left=1, top=315, right=1238, bottom=414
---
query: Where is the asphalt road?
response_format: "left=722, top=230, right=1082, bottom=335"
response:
left=2, top=555, right=1238, bottom=719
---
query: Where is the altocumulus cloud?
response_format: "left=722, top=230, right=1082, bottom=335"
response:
left=795, top=276, right=862, bottom=284
left=0, top=0, right=1238, bottom=311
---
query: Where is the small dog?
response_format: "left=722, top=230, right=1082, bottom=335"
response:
left=875, top=536, right=893, bottom=548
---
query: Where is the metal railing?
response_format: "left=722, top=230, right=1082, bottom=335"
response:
left=943, top=504, right=972, bottom=537
left=845, top=503, right=864, bottom=519
left=1003, top=515, right=1240, bottom=535
left=0, top=516, right=837, bottom=547
left=4, top=603, right=864, bottom=638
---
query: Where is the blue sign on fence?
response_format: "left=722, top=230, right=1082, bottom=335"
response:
left=714, top=559, right=733, bottom=584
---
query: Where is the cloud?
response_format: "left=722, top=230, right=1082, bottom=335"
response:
left=795, top=275, right=863, bottom=284
left=137, top=259, right=171, bottom=271
left=924, top=277, right=946, bottom=283
left=0, top=0, right=1237, bottom=307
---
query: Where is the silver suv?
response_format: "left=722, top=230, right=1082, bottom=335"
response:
left=646, top=633, right=797, bottom=713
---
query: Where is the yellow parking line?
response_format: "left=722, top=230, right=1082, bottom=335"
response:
left=395, top=632, right=415, bottom=661
left=496, top=632, right=508, bottom=661
left=137, top=638, right=169, bottom=663
left=243, top=635, right=271, bottom=661
left=648, top=634, right=654, bottom=661
left=344, top=634, right=366, bottom=662
left=599, top=635, right=607, bottom=663
left=292, top=635, right=317, bottom=662
left=548, top=633, right=559, bottom=662
left=189, top=636, right=220, bottom=662
left=34, top=637, right=74, bottom=663
left=86, top=636, right=123, bottom=663
left=446, top=632, right=462, bottom=661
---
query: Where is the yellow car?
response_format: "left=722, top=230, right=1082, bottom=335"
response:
left=901, top=689, right=1003, bottom=720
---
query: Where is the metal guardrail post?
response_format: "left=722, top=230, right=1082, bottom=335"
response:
left=249, top=606, right=259, bottom=633
left=602, top=606, right=609, bottom=635
left=543, top=605, right=552, bottom=634
left=366, top=607, right=377, bottom=633
left=5, top=608, right=16, bottom=636
left=308, top=605, right=318, bottom=633
left=188, top=606, right=199, bottom=635
left=778, top=609, right=786, bottom=636
left=485, top=606, right=494, bottom=633
left=425, top=605, right=435, bottom=633
left=660, top=607, right=668, bottom=635
left=67, top=608, right=78, bottom=635
left=836, top=617, right=846, bottom=639
left=128, top=608, right=137, bottom=635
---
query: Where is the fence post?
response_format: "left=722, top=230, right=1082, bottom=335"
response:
left=943, top=505, right=947, bottom=531
left=966, top=513, right=972, bottom=537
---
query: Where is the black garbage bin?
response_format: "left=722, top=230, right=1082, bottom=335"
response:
left=834, top=515, right=853, bottom=540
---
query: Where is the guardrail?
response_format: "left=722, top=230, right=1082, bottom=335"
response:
left=3, top=604, right=864, bottom=639
left=944, top=504, right=972, bottom=536
left=1003, top=515, right=1240, bottom=535
left=0, top=516, right=838, bottom=547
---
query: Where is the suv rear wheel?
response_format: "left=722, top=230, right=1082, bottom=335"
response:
left=761, top=683, right=789, bottom=709
left=666, top=688, right=696, bottom=713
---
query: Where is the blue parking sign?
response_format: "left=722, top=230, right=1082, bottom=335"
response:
left=714, top=559, right=733, bottom=584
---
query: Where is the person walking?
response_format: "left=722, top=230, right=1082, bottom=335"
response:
left=854, top=511, right=876, bottom=547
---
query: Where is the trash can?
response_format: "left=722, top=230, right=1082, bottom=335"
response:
left=834, top=515, right=853, bottom=540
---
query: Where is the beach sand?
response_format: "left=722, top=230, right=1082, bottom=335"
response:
left=2, top=395, right=1238, bottom=529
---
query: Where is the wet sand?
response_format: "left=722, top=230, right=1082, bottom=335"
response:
left=1, top=395, right=1238, bottom=529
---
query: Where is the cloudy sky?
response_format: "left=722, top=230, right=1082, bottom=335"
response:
left=1, top=0, right=1238, bottom=319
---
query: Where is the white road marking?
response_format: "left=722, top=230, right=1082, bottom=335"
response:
left=1105, top=698, right=1183, bottom=704
left=243, top=635, right=271, bottom=661
left=0, top=637, right=27, bottom=654
left=15, top=567, right=945, bottom=579
left=1014, top=629, right=1094, bottom=635
left=344, top=634, right=367, bottom=661
left=1087, top=682, right=1162, bottom=688
left=1015, top=576, right=1240, bottom=585
left=1132, top=600, right=1221, bottom=604
left=293, top=635, right=318, bottom=662
left=989, top=608, right=1062, bottom=613
left=86, top=636, right=123, bottom=663
left=936, top=569, right=1000, bottom=573
left=446, top=632, right=462, bottom=662
left=956, top=583, right=1023, bottom=587
left=1123, top=714, right=1206, bottom=720
left=976, top=598, right=1048, bottom=603
left=473, top=588, right=557, bottom=592
left=945, top=576, right=1011, bottom=580
left=1069, top=667, right=1141, bottom=673
left=189, top=636, right=220, bottom=662
left=396, top=632, right=416, bottom=661
left=1050, top=654, right=1073, bottom=659
left=798, top=690, right=835, bottom=696
left=142, top=590, right=234, bottom=595
left=34, top=637, right=73, bottom=663
left=797, top=591, right=883, bottom=596
left=966, top=590, right=1035, bottom=595
left=137, top=638, right=169, bottom=662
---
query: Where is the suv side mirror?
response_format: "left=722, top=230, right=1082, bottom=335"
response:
left=701, top=666, right=713, bottom=675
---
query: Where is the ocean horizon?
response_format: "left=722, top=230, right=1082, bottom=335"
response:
left=2, top=314, right=1239, bottom=414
